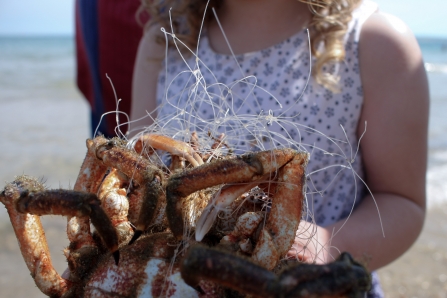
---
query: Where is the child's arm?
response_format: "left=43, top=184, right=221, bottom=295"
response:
left=130, top=25, right=165, bottom=132
left=290, top=12, right=429, bottom=271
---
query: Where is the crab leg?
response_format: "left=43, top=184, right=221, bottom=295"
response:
left=181, top=245, right=371, bottom=298
left=181, top=245, right=278, bottom=298
left=68, top=136, right=110, bottom=249
left=74, top=136, right=110, bottom=193
left=16, top=188, right=120, bottom=265
left=166, top=149, right=299, bottom=240
left=96, top=138, right=163, bottom=185
left=252, top=152, right=308, bottom=270
left=0, top=176, right=71, bottom=297
left=135, top=134, right=204, bottom=167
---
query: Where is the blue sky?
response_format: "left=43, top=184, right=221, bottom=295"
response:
left=0, top=0, right=446, bottom=38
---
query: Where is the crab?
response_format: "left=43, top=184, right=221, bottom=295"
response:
left=0, top=134, right=371, bottom=297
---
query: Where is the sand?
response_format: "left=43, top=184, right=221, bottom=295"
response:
left=378, top=206, right=447, bottom=297
left=0, top=95, right=446, bottom=297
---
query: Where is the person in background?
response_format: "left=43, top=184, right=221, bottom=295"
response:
left=75, top=0, right=147, bottom=137
left=131, top=0, right=429, bottom=297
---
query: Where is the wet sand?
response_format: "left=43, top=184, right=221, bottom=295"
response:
left=0, top=94, right=446, bottom=297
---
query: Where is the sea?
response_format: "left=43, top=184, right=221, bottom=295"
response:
left=0, top=35, right=446, bottom=210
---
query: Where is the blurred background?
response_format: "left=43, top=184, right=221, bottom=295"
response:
left=0, top=0, right=446, bottom=297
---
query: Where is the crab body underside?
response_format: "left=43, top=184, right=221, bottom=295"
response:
left=0, top=135, right=371, bottom=298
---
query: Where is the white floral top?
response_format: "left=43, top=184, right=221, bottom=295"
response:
left=155, top=1, right=378, bottom=228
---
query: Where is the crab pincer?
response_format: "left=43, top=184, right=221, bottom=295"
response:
left=16, top=189, right=120, bottom=265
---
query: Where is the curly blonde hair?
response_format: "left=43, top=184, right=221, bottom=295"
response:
left=139, top=0, right=361, bottom=91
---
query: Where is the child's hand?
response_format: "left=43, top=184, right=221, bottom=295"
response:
left=286, top=220, right=339, bottom=264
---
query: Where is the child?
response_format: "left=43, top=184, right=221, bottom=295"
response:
left=131, top=0, right=429, bottom=296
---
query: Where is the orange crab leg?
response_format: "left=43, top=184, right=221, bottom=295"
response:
left=252, top=153, right=308, bottom=270
left=74, top=136, right=110, bottom=193
left=96, top=139, right=164, bottom=187
left=264, top=154, right=307, bottom=257
left=0, top=176, right=71, bottom=297
left=68, top=136, right=110, bottom=250
left=135, top=134, right=204, bottom=167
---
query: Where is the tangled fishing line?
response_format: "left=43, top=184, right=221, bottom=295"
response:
left=98, top=4, right=382, bottom=269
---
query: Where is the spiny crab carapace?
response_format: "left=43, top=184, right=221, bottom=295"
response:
left=0, top=134, right=371, bottom=297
